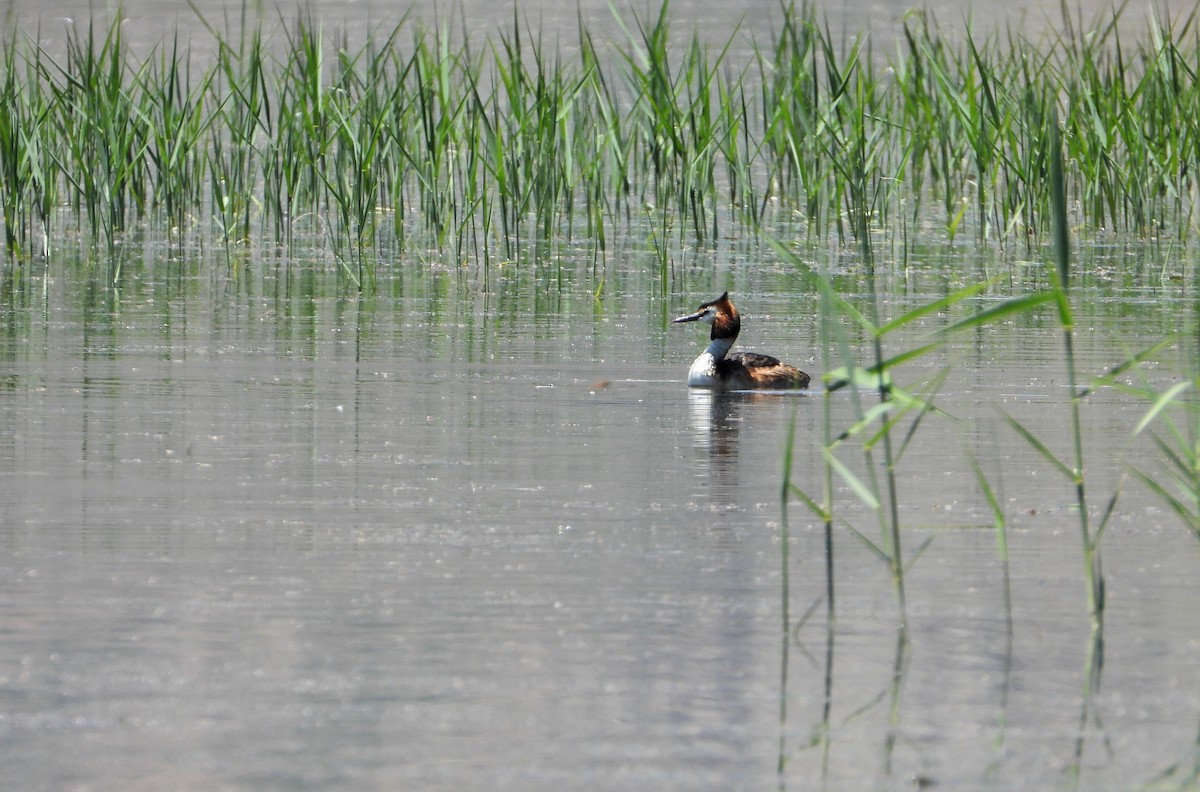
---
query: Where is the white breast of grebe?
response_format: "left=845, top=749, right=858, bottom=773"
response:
left=687, top=337, right=734, bottom=387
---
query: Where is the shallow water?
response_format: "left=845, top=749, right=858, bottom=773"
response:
left=7, top=0, right=1195, bottom=64
left=0, top=239, right=1198, bottom=791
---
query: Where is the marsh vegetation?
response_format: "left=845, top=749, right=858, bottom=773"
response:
left=4, top=2, right=1200, bottom=273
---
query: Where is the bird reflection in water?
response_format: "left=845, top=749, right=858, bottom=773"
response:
left=687, top=389, right=747, bottom=488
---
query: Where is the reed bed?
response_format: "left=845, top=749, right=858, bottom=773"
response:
left=4, top=2, right=1200, bottom=277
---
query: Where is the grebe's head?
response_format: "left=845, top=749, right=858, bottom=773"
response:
left=672, top=292, right=740, bottom=339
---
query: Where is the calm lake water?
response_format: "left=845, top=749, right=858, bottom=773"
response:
left=1, top=235, right=1198, bottom=790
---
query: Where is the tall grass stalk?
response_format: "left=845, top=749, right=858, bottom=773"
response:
left=1002, top=109, right=1107, bottom=628
left=776, top=248, right=843, bottom=779
left=965, top=438, right=1017, bottom=782
left=966, top=444, right=1013, bottom=627
left=143, top=33, right=216, bottom=244
left=778, top=411, right=796, bottom=782
left=1128, top=272, right=1200, bottom=541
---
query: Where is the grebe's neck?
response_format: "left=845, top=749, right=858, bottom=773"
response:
left=704, top=335, right=735, bottom=362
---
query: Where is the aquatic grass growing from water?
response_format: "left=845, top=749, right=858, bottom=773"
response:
left=1132, top=383, right=1200, bottom=541
left=777, top=256, right=939, bottom=771
left=1127, top=296, right=1200, bottom=542
left=963, top=439, right=1016, bottom=779
left=778, top=247, right=844, bottom=782
left=321, top=23, right=414, bottom=286
left=773, top=237, right=1022, bottom=624
left=968, top=106, right=1128, bottom=777
left=6, top=3, right=1200, bottom=277
left=773, top=187, right=1150, bottom=775
left=51, top=16, right=152, bottom=266
left=208, top=14, right=270, bottom=260
left=0, top=27, right=58, bottom=257
left=999, top=109, right=1109, bottom=629
left=141, top=32, right=217, bottom=244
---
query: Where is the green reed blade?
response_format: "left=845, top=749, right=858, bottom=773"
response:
left=938, top=292, right=1056, bottom=336
left=823, top=448, right=881, bottom=510
left=786, top=482, right=831, bottom=522
left=1001, top=410, right=1075, bottom=481
left=1131, top=467, right=1199, bottom=535
left=1135, top=381, right=1193, bottom=435
left=842, top=519, right=889, bottom=563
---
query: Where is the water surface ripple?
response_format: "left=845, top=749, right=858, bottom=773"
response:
left=0, top=252, right=1198, bottom=791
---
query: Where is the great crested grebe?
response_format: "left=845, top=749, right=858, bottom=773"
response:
left=673, top=292, right=811, bottom=390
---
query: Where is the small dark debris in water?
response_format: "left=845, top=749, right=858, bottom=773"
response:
left=590, top=379, right=611, bottom=392
left=1028, top=507, right=1038, bottom=516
